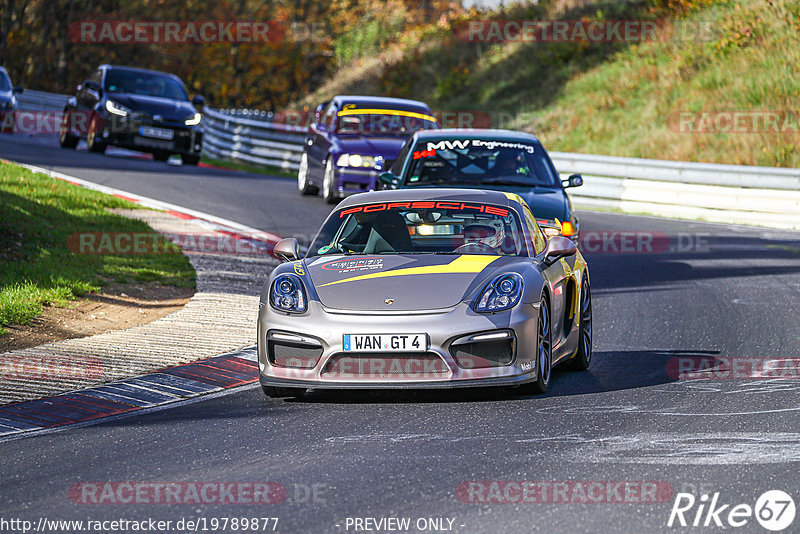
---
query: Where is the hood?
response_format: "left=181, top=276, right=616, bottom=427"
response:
left=517, top=188, right=568, bottom=222
left=334, top=136, right=407, bottom=159
left=304, top=254, right=511, bottom=311
left=106, top=93, right=195, bottom=121
left=461, top=185, right=568, bottom=221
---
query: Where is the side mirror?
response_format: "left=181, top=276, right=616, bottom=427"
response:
left=562, top=173, right=583, bottom=188
left=378, top=172, right=399, bottom=189
left=12, top=86, right=23, bottom=94
left=273, top=238, right=300, bottom=262
left=192, top=95, right=205, bottom=107
left=544, top=236, right=577, bottom=262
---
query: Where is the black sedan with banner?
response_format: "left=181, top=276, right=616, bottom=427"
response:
left=59, top=64, right=205, bottom=164
left=378, top=129, right=584, bottom=241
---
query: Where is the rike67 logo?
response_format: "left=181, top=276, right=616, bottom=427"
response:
left=668, top=490, right=795, bottom=531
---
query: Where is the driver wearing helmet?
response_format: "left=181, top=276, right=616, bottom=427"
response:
left=494, top=150, right=524, bottom=176
left=461, top=219, right=505, bottom=254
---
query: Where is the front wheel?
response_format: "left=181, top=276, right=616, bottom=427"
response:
left=262, top=385, right=306, bottom=399
left=86, top=120, right=106, bottom=153
left=59, top=111, right=79, bottom=149
left=528, top=294, right=552, bottom=394
left=322, top=158, right=339, bottom=205
left=297, top=152, right=318, bottom=195
left=568, top=276, right=592, bottom=371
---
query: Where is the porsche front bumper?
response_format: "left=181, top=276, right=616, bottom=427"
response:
left=257, top=300, right=541, bottom=389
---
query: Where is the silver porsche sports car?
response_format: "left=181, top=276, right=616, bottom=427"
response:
left=257, top=189, right=591, bottom=397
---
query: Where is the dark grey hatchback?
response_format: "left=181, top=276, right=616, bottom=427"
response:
left=59, top=65, right=204, bottom=164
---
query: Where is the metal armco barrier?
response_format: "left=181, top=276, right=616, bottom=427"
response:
left=12, top=90, right=800, bottom=230
left=549, top=152, right=800, bottom=230
left=202, top=107, right=306, bottom=170
left=16, top=89, right=70, bottom=112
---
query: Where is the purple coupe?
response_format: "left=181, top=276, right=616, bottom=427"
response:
left=297, top=95, right=439, bottom=204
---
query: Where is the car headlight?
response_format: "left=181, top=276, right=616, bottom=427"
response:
left=105, top=100, right=130, bottom=117
left=270, top=274, right=307, bottom=313
left=335, top=153, right=379, bottom=168
left=475, top=273, right=524, bottom=313
left=184, top=112, right=202, bottom=126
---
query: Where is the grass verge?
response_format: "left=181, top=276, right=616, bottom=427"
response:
left=0, top=161, right=195, bottom=335
left=300, top=0, right=800, bottom=167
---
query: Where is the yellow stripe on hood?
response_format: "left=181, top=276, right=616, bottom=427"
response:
left=318, top=255, right=500, bottom=287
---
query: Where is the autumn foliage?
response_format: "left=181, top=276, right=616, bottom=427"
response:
left=0, top=0, right=456, bottom=109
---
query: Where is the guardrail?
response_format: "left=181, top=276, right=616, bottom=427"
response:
left=16, top=89, right=70, bottom=112
left=9, top=90, right=800, bottom=230
left=202, top=107, right=305, bottom=170
left=550, top=152, right=800, bottom=230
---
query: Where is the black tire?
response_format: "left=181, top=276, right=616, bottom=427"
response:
left=528, top=294, right=552, bottom=394
left=59, top=111, right=79, bottom=149
left=322, top=159, right=339, bottom=205
left=568, top=275, right=592, bottom=371
left=153, top=151, right=171, bottom=162
left=297, top=152, right=318, bottom=195
left=181, top=154, right=200, bottom=165
left=86, top=120, right=106, bottom=153
left=262, top=385, right=305, bottom=398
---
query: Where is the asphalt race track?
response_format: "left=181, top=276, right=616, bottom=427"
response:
left=1, top=134, right=800, bottom=533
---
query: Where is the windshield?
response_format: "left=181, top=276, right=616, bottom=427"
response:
left=403, top=139, right=561, bottom=188
left=104, top=70, right=188, bottom=101
left=336, top=110, right=438, bottom=135
left=0, top=72, right=11, bottom=91
left=308, top=201, right=528, bottom=257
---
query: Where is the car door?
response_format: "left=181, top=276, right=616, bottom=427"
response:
left=79, top=69, right=102, bottom=111
left=523, top=203, right=570, bottom=352
left=307, top=102, right=337, bottom=182
left=74, top=69, right=102, bottom=135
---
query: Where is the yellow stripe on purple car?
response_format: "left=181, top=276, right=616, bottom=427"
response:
left=318, top=255, right=500, bottom=288
left=337, top=108, right=438, bottom=124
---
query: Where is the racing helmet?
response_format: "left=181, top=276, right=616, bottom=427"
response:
left=494, top=150, right=523, bottom=175
left=463, top=220, right=505, bottom=250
